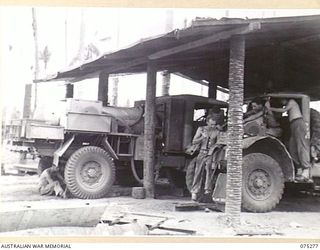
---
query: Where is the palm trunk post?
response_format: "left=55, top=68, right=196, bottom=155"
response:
left=225, top=35, right=245, bottom=226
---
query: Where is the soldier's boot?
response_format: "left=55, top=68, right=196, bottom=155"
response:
left=295, top=168, right=312, bottom=182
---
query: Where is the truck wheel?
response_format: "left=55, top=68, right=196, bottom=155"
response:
left=242, top=153, right=284, bottom=212
left=65, top=146, right=115, bottom=199
left=38, top=156, right=53, bottom=176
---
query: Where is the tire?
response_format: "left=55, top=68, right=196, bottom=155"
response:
left=65, top=146, right=116, bottom=199
left=38, top=156, right=53, bottom=176
left=242, top=153, right=284, bottom=212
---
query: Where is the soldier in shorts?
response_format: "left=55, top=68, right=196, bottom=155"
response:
left=266, top=98, right=311, bottom=181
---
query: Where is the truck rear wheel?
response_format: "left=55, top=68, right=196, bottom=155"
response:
left=242, top=153, right=284, bottom=212
left=65, top=146, right=115, bottom=199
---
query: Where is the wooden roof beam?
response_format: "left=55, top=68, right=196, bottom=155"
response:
left=81, top=57, right=147, bottom=73
left=282, top=34, right=320, bottom=47
left=192, top=15, right=320, bottom=27
left=148, top=22, right=261, bottom=60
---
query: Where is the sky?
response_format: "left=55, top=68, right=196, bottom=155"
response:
left=1, top=7, right=320, bottom=120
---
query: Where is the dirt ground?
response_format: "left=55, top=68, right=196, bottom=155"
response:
left=1, top=171, right=320, bottom=239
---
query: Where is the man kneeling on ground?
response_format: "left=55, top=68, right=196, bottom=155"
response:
left=38, top=165, right=67, bottom=198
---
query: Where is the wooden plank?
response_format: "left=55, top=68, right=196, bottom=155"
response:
left=149, top=23, right=260, bottom=60
left=67, top=58, right=146, bottom=83
left=0, top=204, right=107, bottom=232
left=191, top=15, right=320, bottom=27
left=282, top=34, right=320, bottom=47
left=84, top=57, right=147, bottom=74
left=101, top=214, right=197, bottom=235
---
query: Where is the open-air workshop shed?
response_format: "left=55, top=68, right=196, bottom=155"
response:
left=44, top=14, right=320, bottom=100
left=41, top=14, right=320, bottom=206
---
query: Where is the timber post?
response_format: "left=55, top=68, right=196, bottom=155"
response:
left=98, top=71, right=109, bottom=106
left=208, top=82, right=217, bottom=99
left=144, top=61, right=157, bottom=198
left=22, top=84, right=32, bottom=119
left=225, top=34, right=245, bottom=226
left=161, top=70, right=170, bottom=96
left=65, top=83, right=74, bottom=98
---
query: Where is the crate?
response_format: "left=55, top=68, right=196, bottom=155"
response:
left=26, top=123, right=64, bottom=140
left=64, top=112, right=113, bottom=133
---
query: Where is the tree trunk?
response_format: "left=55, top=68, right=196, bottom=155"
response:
left=225, top=35, right=245, bottom=226
left=111, top=77, right=119, bottom=106
left=31, top=8, right=39, bottom=115
left=69, top=10, right=85, bottom=66
left=161, top=10, right=173, bottom=96
left=144, top=61, right=157, bottom=198
left=161, top=70, right=170, bottom=96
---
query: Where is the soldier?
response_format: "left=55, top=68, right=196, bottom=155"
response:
left=38, top=165, right=67, bottom=198
left=189, top=113, right=223, bottom=201
left=265, top=98, right=311, bottom=181
left=244, top=97, right=265, bottom=122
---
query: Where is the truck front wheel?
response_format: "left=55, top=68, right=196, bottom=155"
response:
left=65, top=146, right=115, bottom=199
left=242, top=153, right=284, bottom=212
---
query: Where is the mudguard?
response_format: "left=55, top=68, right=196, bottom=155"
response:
left=243, top=135, right=295, bottom=181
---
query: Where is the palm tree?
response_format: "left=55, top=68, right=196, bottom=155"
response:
left=31, top=8, right=39, bottom=115
left=225, top=35, right=245, bottom=226
left=69, top=10, right=85, bottom=66
left=83, top=43, right=100, bottom=61
left=39, top=45, right=51, bottom=70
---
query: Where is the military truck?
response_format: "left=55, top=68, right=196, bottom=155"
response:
left=11, top=95, right=227, bottom=199
left=10, top=91, right=320, bottom=213
left=202, top=93, right=320, bottom=212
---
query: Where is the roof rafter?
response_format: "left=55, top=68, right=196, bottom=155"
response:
left=148, top=22, right=261, bottom=60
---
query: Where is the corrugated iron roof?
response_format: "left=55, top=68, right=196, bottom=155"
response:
left=39, top=14, right=320, bottom=100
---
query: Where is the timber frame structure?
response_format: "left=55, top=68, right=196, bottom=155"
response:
left=39, top=15, right=320, bottom=198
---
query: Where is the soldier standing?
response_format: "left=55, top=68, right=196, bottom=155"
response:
left=190, top=113, right=222, bottom=201
left=266, top=98, right=311, bottom=181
